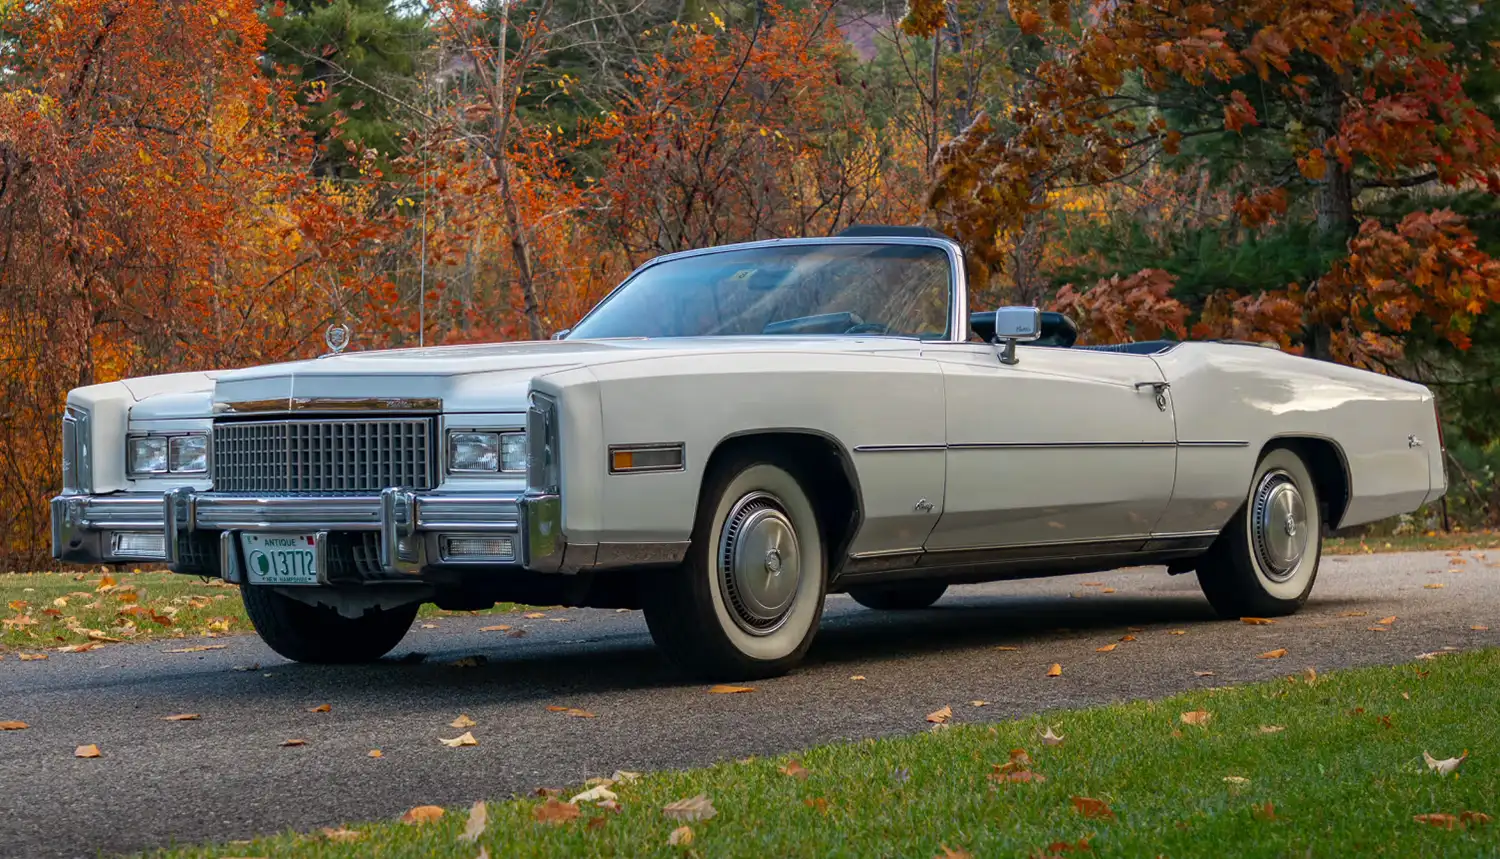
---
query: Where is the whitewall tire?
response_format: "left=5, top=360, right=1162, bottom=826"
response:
left=1196, top=446, right=1322, bottom=617
left=644, top=452, right=826, bottom=679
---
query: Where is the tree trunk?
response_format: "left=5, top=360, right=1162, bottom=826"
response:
left=1307, top=73, right=1354, bottom=362
left=495, top=156, right=545, bottom=341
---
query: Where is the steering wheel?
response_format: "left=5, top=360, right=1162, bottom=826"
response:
left=844, top=322, right=890, bottom=335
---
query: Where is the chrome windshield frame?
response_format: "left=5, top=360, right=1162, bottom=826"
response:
left=564, top=236, right=970, bottom=344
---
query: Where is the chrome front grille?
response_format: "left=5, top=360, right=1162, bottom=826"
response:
left=212, top=418, right=435, bottom=493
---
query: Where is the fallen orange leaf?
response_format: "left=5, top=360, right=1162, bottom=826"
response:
left=1070, top=796, right=1115, bottom=819
left=778, top=759, right=809, bottom=779
left=668, top=825, right=694, bottom=846
left=1096, top=643, right=1118, bottom=653
left=450, top=714, right=477, bottom=728
left=1180, top=710, right=1212, bottom=726
left=308, top=703, right=331, bottom=713
left=1379, top=615, right=1398, bottom=625
left=1241, top=617, right=1276, bottom=625
left=74, top=744, right=101, bottom=758
left=0, top=721, right=28, bottom=731
left=401, top=805, right=445, bottom=825
left=708, top=684, right=755, bottom=694
left=523, top=612, right=547, bottom=619
left=926, top=705, right=953, bottom=724
left=1168, top=629, right=1186, bottom=635
left=1252, top=801, right=1278, bottom=821
left=1414, top=813, right=1459, bottom=829
left=162, top=713, right=200, bottom=721
left=1046, top=663, right=1063, bottom=677
left=368, top=749, right=383, bottom=758
left=1425, top=583, right=1446, bottom=589
left=281, top=739, right=307, bottom=747
left=1473, top=625, right=1490, bottom=631
left=480, top=625, right=511, bottom=632
left=1119, top=634, right=1137, bottom=642
left=1258, top=648, right=1288, bottom=659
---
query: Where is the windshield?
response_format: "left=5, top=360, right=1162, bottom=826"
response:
left=566, top=242, right=953, bottom=340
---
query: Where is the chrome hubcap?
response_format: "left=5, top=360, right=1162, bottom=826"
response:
left=718, top=491, right=801, bottom=636
left=1252, top=470, right=1309, bottom=582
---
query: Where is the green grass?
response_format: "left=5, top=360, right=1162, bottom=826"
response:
left=147, top=651, right=1500, bottom=858
left=1325, top=530, right=1500, bottom=555
left=1, top=571, right=527, bottom=652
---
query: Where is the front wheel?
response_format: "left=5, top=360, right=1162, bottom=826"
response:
left=1196, top=446, right=1322, bottom=618
left=847, top=581, right=948, bottom=611
left=643, top=452, right=827, bottom=680
left=241, top=586, right=419, bottom=663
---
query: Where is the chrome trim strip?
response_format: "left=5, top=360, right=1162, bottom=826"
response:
left=216, top=397, right=442, bottom=416
left=848, top=547, right=925, bottom=560
left=561, top=542, right=599, bottom=571
left=948, top=441, right=1176, bottom=451
left=855, top=440, right=1249, bottom=452
left=593, top=541, right=691, bottom=569
left=1146, top=530, right=1222, bottom=540
left=1178, top=440, right=1251, bottom=448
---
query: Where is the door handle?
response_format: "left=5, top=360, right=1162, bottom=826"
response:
left=1135, top=381, right=1170, bottom=411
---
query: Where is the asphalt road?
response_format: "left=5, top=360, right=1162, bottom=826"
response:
left=1, top=550, right=1496, bottom=858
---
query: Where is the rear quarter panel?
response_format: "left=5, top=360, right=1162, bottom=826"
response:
left=1151, top=344, right=1441, bottom=533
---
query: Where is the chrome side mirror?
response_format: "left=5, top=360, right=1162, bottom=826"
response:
left=991, top=306, right=1041, bottom=365
left=551, top=328, right=572, bottom=341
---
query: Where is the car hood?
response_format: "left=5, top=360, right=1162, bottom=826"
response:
left=211, top=336, right=925, bottom=414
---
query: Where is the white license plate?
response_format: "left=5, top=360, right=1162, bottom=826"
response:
left=241, top=533, right=320, bottom=585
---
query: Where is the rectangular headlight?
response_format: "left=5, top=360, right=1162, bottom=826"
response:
left=499, top=432, right=527, bottom=473
left=128, top=437, right=168, bottom=475
left=169, top=435, right=209, bottom=474
left=448, top=430, right=526, bottom=474
left=449, top=431, right=500, bottom=472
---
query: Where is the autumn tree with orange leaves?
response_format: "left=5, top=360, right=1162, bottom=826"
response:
left=0, top=0, right=401, bottom=566
left=904, top=0, right=1500, bottom=370
left=594, top=2, right=928, bottom=265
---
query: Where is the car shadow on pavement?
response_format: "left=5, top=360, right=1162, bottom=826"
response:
left=807, top=593, right=1219, bottom=668
left=256, top=592, right=1226, bottom=700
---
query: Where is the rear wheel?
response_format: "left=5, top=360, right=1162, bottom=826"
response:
left=241, top=585, right=418, bottom=663
left=847, top=581, right=948, bottom=611
left=1196, top=447, right=1322, bottom=618
left=643, top=451, right=826, bottom=680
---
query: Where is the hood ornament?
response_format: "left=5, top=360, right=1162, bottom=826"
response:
left=324, top=323, right=352, bottom=355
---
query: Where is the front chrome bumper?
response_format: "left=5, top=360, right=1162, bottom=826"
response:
left=51, top=488, right=562, bottom=577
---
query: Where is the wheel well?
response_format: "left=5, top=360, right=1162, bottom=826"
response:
left=1262, top=436, right=1351, bottom=530
left=702, top=431, right=862, bottom=573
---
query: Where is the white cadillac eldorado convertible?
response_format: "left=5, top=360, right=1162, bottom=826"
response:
left=52, top=227, right=1447, bottom=678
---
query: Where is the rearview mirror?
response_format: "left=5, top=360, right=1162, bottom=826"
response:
left=991, top=306, right=1041, bottom=365
left=551, top=328, right=572, bottom=340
